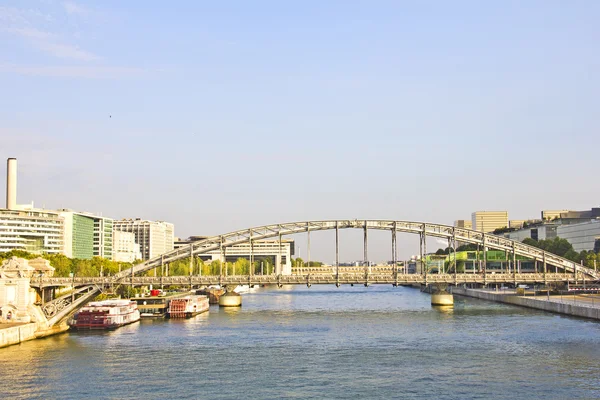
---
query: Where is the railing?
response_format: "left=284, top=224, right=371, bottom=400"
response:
left=42, top=285, right=100, bottom=326
left=110, top=220, right=600, bottom=281
left=37, top=272, right=596, bottom=289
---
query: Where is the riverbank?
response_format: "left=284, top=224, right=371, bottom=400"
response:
left=452, top=287, right=600, bottom=321
left=0, top=322, right=68, bottom=349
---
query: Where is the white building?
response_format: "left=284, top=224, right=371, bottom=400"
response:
left=0, top=209, right=64, bottom=254
left=113, top=231, right=142, bottom=263
left=556, top=220, right=600, bottom=252
left=175, top=237, right=294, bottom=275
left=113, top=219, right=174, bottom=260
left=506, top=224, right=558, bottom=242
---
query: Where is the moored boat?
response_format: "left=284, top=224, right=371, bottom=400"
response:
left=131, top=292, right=189, bottom=318
left=69, top=299, right=140, bottom=330
left=167, top=295, right=209, bottom=318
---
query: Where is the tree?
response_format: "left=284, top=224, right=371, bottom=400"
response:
left=456, top=244, right=478, bottom=252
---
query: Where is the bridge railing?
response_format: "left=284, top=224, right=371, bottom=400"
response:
left=113, top=220, right=599, bottom=281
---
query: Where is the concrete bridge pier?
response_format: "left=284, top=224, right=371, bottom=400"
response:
left=218, top=288, right=242, bottom=307
left=430, top=285, right=454, bottom=307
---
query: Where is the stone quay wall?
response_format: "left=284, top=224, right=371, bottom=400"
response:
left=453, top=288, right=600, bottom=321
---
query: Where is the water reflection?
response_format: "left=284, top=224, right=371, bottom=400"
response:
left=1, top=285, right=600, bottom=400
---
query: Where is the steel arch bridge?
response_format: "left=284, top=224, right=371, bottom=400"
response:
left=113, top=220, right=600, bottom=281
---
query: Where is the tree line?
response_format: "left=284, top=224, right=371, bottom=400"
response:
left=0, top=250, right=286, bottom=277
left=434, top=237, right=599, bottom=269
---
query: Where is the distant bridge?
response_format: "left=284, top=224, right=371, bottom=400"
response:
left=37, top=219, right=600, bottom=288
left=32, top=219, right=600, bottom=325
left=114, top=220, right=598, bottom=280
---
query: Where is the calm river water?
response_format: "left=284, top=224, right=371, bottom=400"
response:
left=2, top=285, right=600, bottom=399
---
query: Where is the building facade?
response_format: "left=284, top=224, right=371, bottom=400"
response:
left=506, top=224, right=558, bottom=242
left=471, top=211, right=508, bottom=233
left=59, top=210, right=111, bottom=260
left=454, top=220, right=473, bottom=229
left=175, top=237, right=294, bottom=275
left=541, top=210, right=570, bottom=221
left=113, top=219, right=174, bottom=260
left=556, top=220, right=600, bottom=252
left=0, top=209, right=64, bottom=254
left=113, top=230, right=142, bottom=263
left=93, top=217, right=113, bottom=259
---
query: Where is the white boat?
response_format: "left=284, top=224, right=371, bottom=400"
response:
left=166, top=295, right=209, bottom=318
left=69, top=299, right=140, bottom=330
left=233, top=285, right=260, bottom=294
left=233, top=285, right=251, bottom=294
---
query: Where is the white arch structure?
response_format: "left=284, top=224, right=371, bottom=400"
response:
left=115, top=220, right=600, bottom=281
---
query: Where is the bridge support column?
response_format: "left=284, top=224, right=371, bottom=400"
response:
left=543, top=252, right=547, bottom=286
left=482, top=234, right=487, bottom=286
left=420, top=227, right=427, bottom=283
left=160, top=255, right=164, bottom=290
left=431, top=285, right=454, bottom=307
left=512, top=243, right=517, bottom=286
left=431, top=292, right=454, bottom=306
left=335, top=222, right=340, bottom=287
left=392, top=224, right=397, bottom=286
left=307, top=226, right=311, bottom=275
left=189, top=244, right=194, bottom=277
left=277, top=233, right=282, bottom=276
left=364, top=221, right=368, bottom=271
left=219, top=291, right=242, bottom=307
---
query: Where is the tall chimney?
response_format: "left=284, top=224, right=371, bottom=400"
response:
left=6, top=158, right=17, bottom=210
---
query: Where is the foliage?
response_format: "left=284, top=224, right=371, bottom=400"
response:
left=522, top=237, right=600, bottom=268
left=456, top=244, right=478, bottom=252
left=0, top=250, right=135, bottom=277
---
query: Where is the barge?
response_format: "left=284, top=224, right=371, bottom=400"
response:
left=167, top=295, right=209, bottom=318
left=69, top=299, right=140, bottom=330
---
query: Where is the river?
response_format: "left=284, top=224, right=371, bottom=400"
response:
left=1, top=285, right=599, bottom=399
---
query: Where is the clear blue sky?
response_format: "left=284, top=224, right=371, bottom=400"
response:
left=1, top=1, right=598, bottom=262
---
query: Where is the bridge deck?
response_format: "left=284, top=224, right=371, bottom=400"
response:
left=34, top=272, right=596, bottom=288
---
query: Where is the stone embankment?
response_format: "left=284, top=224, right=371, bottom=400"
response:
left=0, top=322, right=68, bottom=348
left=453, top=287, right=600, bottom=321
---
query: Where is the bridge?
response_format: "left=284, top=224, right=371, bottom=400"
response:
left=31, top=219, right=600, bottom=324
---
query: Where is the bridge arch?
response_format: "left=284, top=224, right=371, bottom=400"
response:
left=116, top=220, right=600, bottom=281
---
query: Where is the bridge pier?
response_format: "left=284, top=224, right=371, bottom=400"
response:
left=431, top=287, right=454, bottom=307
left=218, top=290, right=242, bottom=307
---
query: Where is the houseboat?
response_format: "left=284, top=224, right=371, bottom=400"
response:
left=167, top=295, right=210, bottom=318
left=69, top=299, right=140, bottom=330
left=131, top=292, right=189, bottom=318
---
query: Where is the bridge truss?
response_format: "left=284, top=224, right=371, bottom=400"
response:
left=107, top=220, right=599, bottom=283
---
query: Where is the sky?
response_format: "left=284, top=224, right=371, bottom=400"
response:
left=1, top=1, right=599, bottom=263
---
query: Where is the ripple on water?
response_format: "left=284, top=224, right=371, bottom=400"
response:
left=1, top=285, right=599, bottom=400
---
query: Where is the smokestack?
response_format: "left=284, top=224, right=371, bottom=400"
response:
left=6, top=158, right=17, bottom=210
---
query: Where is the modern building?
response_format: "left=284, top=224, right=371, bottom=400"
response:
left=175, top=236, right=294, bottom=275
left=113, top=230, right=142, bottom=263
left=509, top=220, right=525, bottom=229
left=557, top=208, right=600, bottom=225
left=0, top=209, right=64, bottom=254
left=113, top=219, right=174, bottom=260
left=541, top=210, right=571, bottom=221
left=471, top=211, right=508, bottom=233
left=506, top=223, right=558, bottom=242
left=556, top=220, right=600, bottom=252
left=0, top=158, right=65, bottom=255
left=93, top=217, right=113, bottom=259
left=454, top=220, right=472, bottom=229
left=58, top=210, right=114, bottom=260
